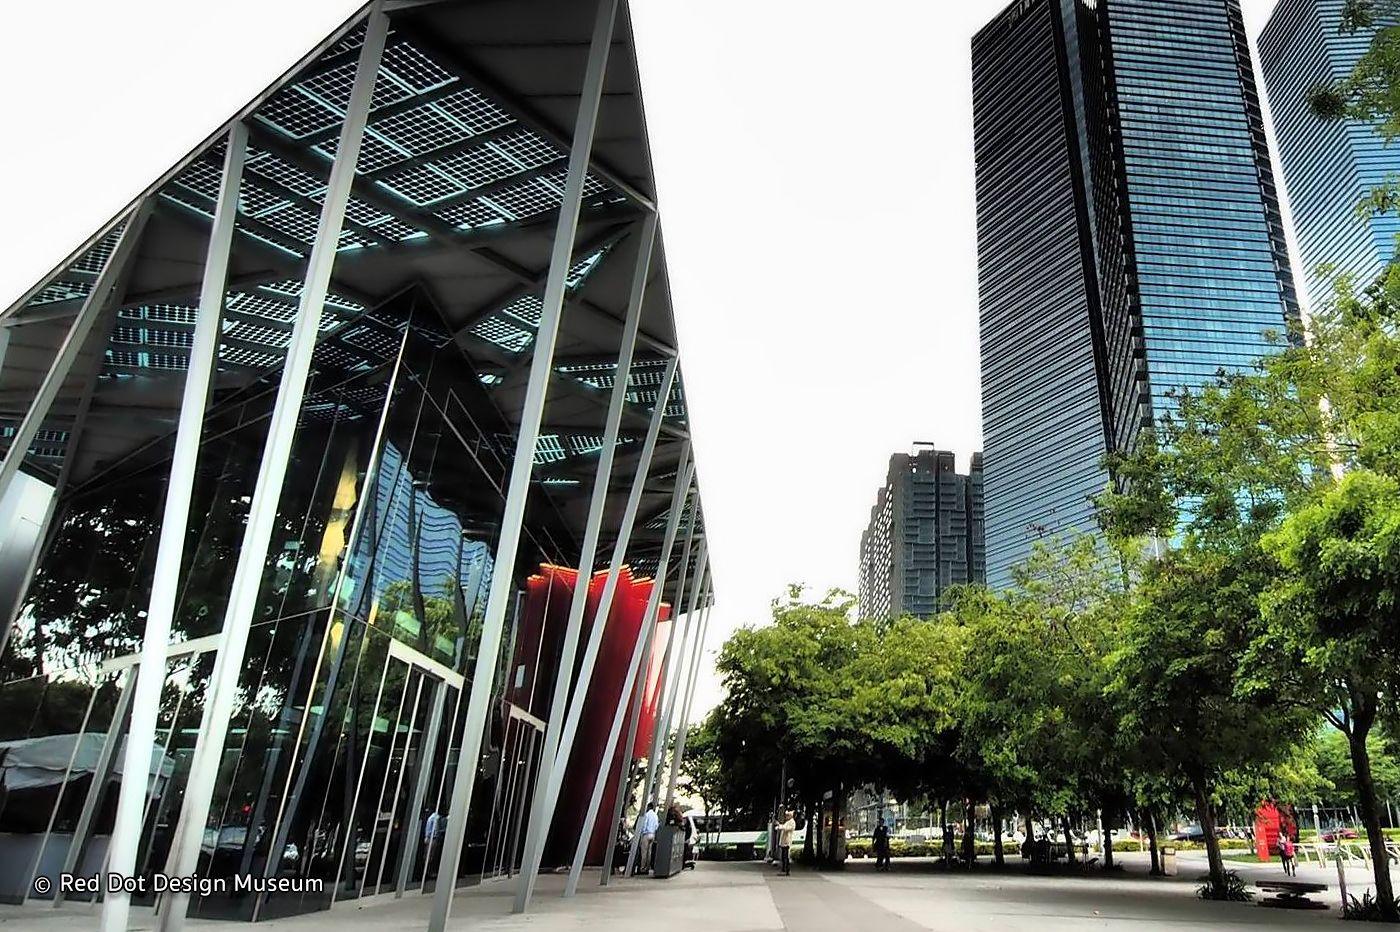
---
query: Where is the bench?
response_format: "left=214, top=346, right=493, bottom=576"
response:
left=1257, top=879, right=1329, bottom=911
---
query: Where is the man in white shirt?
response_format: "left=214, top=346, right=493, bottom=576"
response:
left=775, top=810, right=796, bottom=875
left=636, top=803, right=659, bottom=875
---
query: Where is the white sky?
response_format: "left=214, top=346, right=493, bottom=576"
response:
left=0, top=0, right=1286, bottom=717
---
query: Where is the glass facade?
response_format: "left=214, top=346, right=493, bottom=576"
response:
left=1260, top=0, right=1400, bottom=305
left=973, top=0, right=1298, bottom=588
left=0, top=2, right=705, bottom=923
left=0, top=293, right=578, bottom=918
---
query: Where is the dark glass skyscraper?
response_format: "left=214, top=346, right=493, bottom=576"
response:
left=1260, top=0, right=1399, bottom=305
left=973, top=0, right=1299, bottom=588
left=858, top=447, right=984, bottom=619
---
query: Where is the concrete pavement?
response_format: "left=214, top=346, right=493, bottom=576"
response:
left=0, top=853, right=1382, bottom=931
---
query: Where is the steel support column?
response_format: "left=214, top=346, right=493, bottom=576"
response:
left=0, top=201, right=148, bottom=506
left=428, top=2, right=621, bottom=927
left=627, top=547, right=706, bottom=875
left=52, top=669, right=136, bottom=906
left=665, top=575, right=714, bottom=808
left=511, top=212, right=658, bottom=912
left=649, top=540, right=705, bottom=800
left=510, top=358, right=677, bottom=910
left=100, top=123, right=247, bottom=932
left=564, top=459, right=696, bottom=897
left=157, top=12, right=388, bottom=931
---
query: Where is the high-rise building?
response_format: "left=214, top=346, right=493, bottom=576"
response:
left=972, top=0, right=1299, bottom=588
left=858, top=447, right=984, bottom=619
left=1260, top=0, right=1399, bottom=305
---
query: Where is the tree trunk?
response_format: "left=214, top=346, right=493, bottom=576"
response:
left=803, top=800, right=815, bottom=862
left=940, top=798, right=952, bottom=865
left=827, top=791, right=841, bottom=864
left=1062, top=815, right=1076, bottom=865
left=991, top=802, right=1005, bottom=866
left=1101, top=805, right=1114, bottom=870
left=1347, top=705, right=1398, bottom=921
left=1191, top=774, right=1225, bottom=898
left=961, top=799, right=976, bottom=865
left=1146, top=807, right=1161, bottom=876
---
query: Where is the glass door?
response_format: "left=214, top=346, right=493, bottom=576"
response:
left=329, top=638, right=461, bottom=906
left=478, top=703, right=545, bottom=882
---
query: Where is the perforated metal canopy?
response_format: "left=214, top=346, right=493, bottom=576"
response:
left=0, top=0, right=706, bottom=594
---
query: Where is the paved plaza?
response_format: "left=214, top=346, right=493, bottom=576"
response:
left=2, top=851, right=1385, bottom=932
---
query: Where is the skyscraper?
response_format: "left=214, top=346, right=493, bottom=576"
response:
left=973, top=0, right=1299, bottom=588
left=858, top=446, right=984, bottom=619
left=1260, top=0, right=1399, bottom=305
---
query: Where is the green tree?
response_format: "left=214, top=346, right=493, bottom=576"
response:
left=1310, top=728, right=1400, bottom=811
left=1309, top=1, right=1400, bottom=143
left=956, top=538, right=1132, bottom=866
left=1099, top=264, right=1400, bottom=912
left=1107, top=546, right=1313, bottom=896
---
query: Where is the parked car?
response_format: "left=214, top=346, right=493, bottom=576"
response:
left=1171, top=824, right=1206, bottom=842
left=1321, top=827, right=1359, bottom=842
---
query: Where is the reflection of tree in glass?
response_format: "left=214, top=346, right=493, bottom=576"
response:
left=2, top=485, right=161, bottom=682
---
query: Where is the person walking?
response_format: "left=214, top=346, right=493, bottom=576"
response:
left=1279, top=833, right=1297, bottom=877
left=775, top=810, right=796, bottom=876
left=873, top=818, right=891, bottom=872
left=636, top=803, right=659, bottom=875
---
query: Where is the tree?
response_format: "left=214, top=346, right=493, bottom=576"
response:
left=956, top=538, right=1133, bottom=866
left=1099, top=265, right=1400, bottom=912
left=679, top=712, right=727, bottom=836
left=1262, top=470, right=1400, bottom=911
left=1308, top=0, right=1400, bottom=143
left=1106, top=546, right=1313, bottom=897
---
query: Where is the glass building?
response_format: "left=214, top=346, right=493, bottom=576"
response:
left=857, top=447, right=984, bottom=620
left=1260, top=0, right=1400, bottom=305
left=973, top=0, right=1299, bottom=588
left=0, top=0, right=713, bottom=924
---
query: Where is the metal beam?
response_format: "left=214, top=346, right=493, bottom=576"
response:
left=362, top=120, right=519, bottom=181
left=565, top=457, right=695, bottom=897
left=0, top=201, right=149, bottom=507
left=665, top=570, right=713, bottom=808
left=99, top=124, right=247, bottom=932
left=156, top=13, right=389, bottom=930
left=392, top=23, right=655, bottom=213
left=428, top=3, right=620, bottom=927
left=513, top=215, right=658, bottom=912
left=0, top=5, right=370, bottom=327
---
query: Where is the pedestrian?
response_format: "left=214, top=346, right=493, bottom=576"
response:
left=775, top=809, right=796, bottom=876
left=873, top=818, right=891, bottom=872
left=1279, top=833, right=1296, bottom=877
left=637, top=803, right=659, bottom=875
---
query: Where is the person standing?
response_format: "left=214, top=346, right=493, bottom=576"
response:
left=873, top=818, right=891, bottom=872
left=637, top=803, right=659, bottom=875
left=775, top=810, right=796, bottom=876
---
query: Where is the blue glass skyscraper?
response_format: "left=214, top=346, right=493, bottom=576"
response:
left=973, top=0, right=1299, bottom=588
left=1260, top=0, right=1400, bottom=305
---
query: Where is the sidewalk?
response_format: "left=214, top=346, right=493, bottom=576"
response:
left=0, top=856, right=1368, bottom=932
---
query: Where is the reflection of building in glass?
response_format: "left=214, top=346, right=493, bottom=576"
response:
left=973, top=0, right=1300, bottom=588
left=1260, top=0, right=1400, bottom=305
left=858, top=447, right=984, bottom=620
left=0, top=1, right=713, bottom=921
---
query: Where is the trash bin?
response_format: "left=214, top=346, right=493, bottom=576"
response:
left=1161, top=845, right=1177, bottom=876
left=653, top=825, right=686, bottom=879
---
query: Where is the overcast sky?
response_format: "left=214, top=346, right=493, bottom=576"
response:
left=0, top=0, right=1286, bottom=717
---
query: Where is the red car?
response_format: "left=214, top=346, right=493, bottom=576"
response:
left=1321, top=828, right=1359, bottom=842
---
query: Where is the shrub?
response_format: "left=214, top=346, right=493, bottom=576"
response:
left=1196, top=870, right=1253, bottom=902
left=1342, top=891, right=1400, bottom=922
